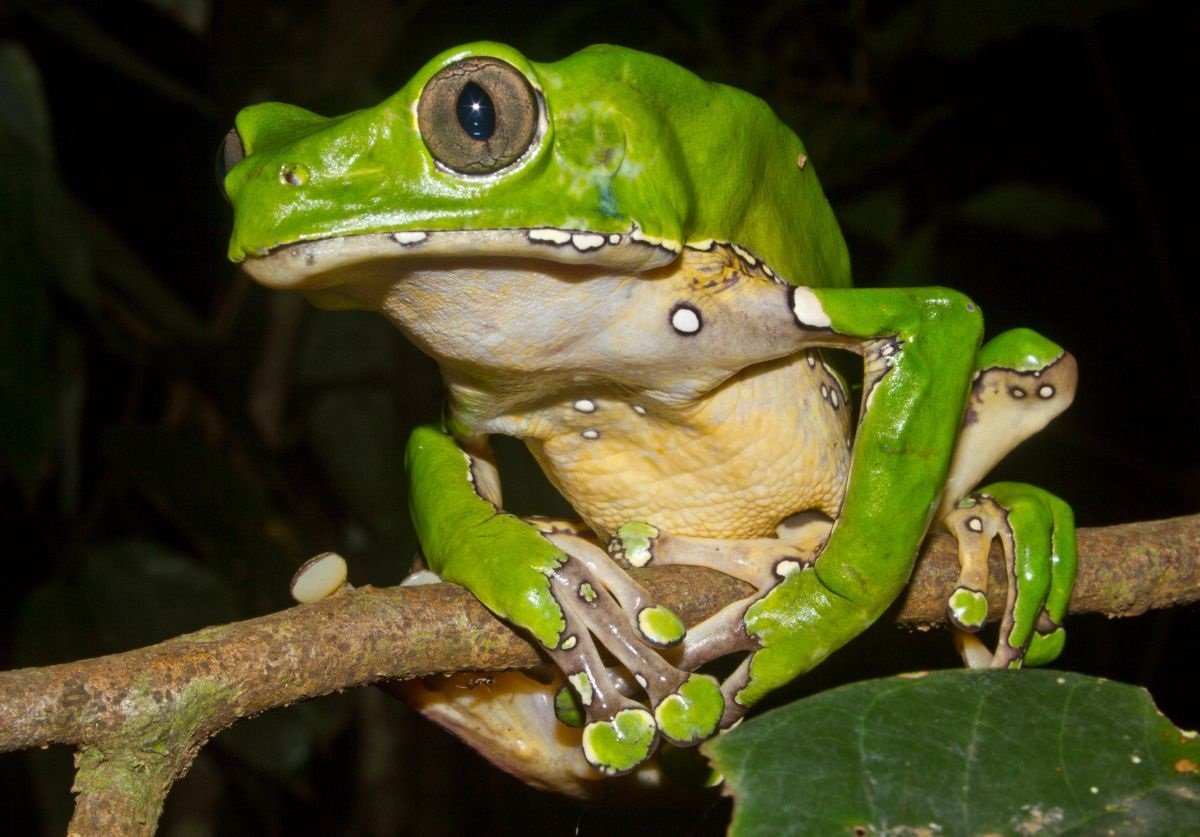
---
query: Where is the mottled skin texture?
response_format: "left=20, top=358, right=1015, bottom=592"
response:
left=222, top=42, right=1077, bottom=794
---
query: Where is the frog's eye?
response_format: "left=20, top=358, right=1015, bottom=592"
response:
left=215, top=128, right=246, bottom=200
left=417, top=57, right=539, bottom=175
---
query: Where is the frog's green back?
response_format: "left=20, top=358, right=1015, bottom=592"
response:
left=532, top=45, right=851, bottom=288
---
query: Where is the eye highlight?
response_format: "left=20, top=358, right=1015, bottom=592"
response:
left=417, top=57, right=539, bottom=175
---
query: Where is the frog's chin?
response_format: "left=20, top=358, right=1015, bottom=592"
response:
left=239, top=226, right=681, bottom=295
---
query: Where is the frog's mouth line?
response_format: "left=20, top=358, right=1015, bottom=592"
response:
left=240, top=226, right=674, bottom=292
left=240, top=226, right=786, bottom=293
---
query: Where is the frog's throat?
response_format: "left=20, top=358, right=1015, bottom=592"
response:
left=239, top=226, right=789, bottom=293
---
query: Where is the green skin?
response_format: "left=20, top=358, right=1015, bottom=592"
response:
left=222, top=42, right=1077, bottom=784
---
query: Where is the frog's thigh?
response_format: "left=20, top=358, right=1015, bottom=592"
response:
left=610, top=513, right=832, bottom=589
left=937, top=329, right=1077, bottom=521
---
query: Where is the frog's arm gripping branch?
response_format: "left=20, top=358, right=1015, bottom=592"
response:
left=728, top=287, right=983, bottom=710
left=0, top=515, right=1197, bottom=833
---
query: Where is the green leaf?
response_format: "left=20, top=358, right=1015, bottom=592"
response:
left=958, top=182, right=1106, bottom=240
left=706, top=670, right=1200, bottom=836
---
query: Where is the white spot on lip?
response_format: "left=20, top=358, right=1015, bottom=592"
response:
left=561, top=635, right=578, bottom=650
left=671, top=305, right=701, bottom=334
left=791, top=287, right=832, bottom=328
left=830, top=389, right=840, bottom=408
left=967, top=516, right=984, bottom=532
left=581, top=429, right=600, bottom=440
left=529, top=228, right=572, bottom=245
left=1038, top=385, right=1055, bottom=398
left=391, top=231, right=428, bottom=245
left=607, top=233, right=621, bottom=244
left=573, top=399, right=596, bottom=413
left=571, top=232, right=606, bottom=251
left=731, top=243, right=757, bottom=265
left=634, top=674, right=648, bottom=689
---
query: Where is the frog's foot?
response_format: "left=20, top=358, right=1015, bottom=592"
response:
left=608, top=515, right=835, bottom=727
left=541, top=533, right=725, bottom=773
left=945, top=483, right=1076, bottom=668
left=398, top=669, right=679, bottom=798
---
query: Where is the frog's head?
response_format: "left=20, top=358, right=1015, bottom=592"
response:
left=220, top=42, right=848, bottom=310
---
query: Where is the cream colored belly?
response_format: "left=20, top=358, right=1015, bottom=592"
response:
left=525, top=352, right=852, bottom=540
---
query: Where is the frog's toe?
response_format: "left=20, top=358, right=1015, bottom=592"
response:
left=654, top=673, right=724, bottom=746
left=581, top=708, right=658, bottom=775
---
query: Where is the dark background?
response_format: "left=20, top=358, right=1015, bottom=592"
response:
left=1, top=1, right=1194, bottom=833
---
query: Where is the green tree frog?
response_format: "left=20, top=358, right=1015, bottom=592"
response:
left=220, top=43, right=1077, bottom=795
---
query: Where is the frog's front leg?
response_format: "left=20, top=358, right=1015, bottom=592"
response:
left=404, top=424, right=723, bottom=776
left=937, top=329, right=1078, bottom=668
left=717, top=286, right=988, bottom=721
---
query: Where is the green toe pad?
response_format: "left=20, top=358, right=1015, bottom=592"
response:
left=948, top=587, right=988, bottom=630
left=582, top=708, right=657, bottom=775
left=655, top=674, right=724, bottom=746
left=638, top=605, right=686, bottom=646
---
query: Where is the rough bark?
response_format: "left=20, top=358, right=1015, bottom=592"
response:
left=1, top=514, right=1196, bottom=834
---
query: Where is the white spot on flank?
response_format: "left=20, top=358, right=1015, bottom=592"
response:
left=391, top=231, right=428, bottom=245
left=581, top=429, right=600, bottom=440
left=967, top=516, right=984, bottom=533
left=1090, top=787, right=1099, bottom=794
left=1131, top=755, right=1142, bottom=764
left=1038, top=385, right=1055, bottom=398
left=574, top=399, right=596, bottom=413
left=830, top=389, right=840, bottom=408
left=796, top=153, right=808, bottom=169
left=632, top=405, right=647, bottom=415
left=635, top=674, right=648, bottom=689
left=608, top=233, right=621, bottom=244
left=571, top=232, right=606, bottom=251
left=806, top=352, right=817, bottom=368
left=820, top=383, right=829, bottom=400
left=791, top=287, right=832, bottom=328
left=671, top=306, right=701, bottom=334
left=529, top=228, right=572, bottom=245
left=561, top=635, right=577, bottom=650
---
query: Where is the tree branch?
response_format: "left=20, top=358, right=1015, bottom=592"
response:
left=2, top=514, right=1197, bottom=834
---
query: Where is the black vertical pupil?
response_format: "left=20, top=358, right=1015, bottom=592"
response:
left=456, top=81, right=495, bottom=140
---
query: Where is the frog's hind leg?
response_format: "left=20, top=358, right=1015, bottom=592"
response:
left=938, top=329, right=1078, bottom=669
left=541, top=533, right=725, bottom=767
left=606, top=513, right=834, bottom=673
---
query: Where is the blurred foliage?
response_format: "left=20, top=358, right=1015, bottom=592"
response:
left=0, top=0, right=1194, bottom=833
